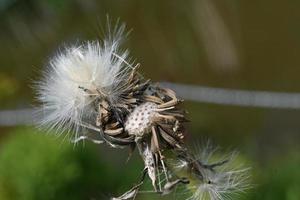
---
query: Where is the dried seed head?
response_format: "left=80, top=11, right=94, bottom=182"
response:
left=33, top=19, right=250, bottom=200
left=125, top=102, right=157, bottom=137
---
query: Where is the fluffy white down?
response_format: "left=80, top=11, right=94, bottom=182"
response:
left=188, top=143, right=250, bottom=200
left=36, top=26, right=131, bottom=135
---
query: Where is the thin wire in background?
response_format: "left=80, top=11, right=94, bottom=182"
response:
left=2, top=82, right=300, bottom=126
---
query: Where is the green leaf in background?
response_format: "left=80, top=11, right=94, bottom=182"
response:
left=0, top=127, right=115, bottom=200
left=244, top=152, right=300, bottom=200
left=0, top=73, right=19, bottom=100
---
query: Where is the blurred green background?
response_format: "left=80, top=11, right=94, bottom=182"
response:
left=1, top=0, right=300, bottom=199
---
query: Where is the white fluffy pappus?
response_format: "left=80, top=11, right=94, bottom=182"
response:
left=174, top=142, right=251, bottom=200
left=188, top=162, right=250, bottom=200
left=36, top=24, right=133, bottom=137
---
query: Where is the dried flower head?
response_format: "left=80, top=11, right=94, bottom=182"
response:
left=36, top=21, right=189, bottom=196
left=35, top=20, right=250, bottom=200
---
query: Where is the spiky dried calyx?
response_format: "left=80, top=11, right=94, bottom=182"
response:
left=94, top=80, right=189, bottom=192
left=94, top=78, right=187, bottom=150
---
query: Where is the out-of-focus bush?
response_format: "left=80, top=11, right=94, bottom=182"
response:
left=0, top=74, right=19, bottom=100
left=0, top=127, right=116, bottom=200
left=244, top=152, right=300, bottom=200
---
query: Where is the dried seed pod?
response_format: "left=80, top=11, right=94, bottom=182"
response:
left=35, top=21, right=249, bottom=200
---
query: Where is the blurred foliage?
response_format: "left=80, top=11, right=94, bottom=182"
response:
left=0, top=73, right=19, bottom=100
left=0, top=127, right=143, bottom=200
left=2, top=126, right=300, bottom=200
left=243, top=152, right=300, bottom=200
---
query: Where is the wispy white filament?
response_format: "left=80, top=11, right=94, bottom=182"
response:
left=188, top=143, right=250, bottom=200
left=36, top=24, right=131, bottom=136
left=171, top=142, right=250, bottom=200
